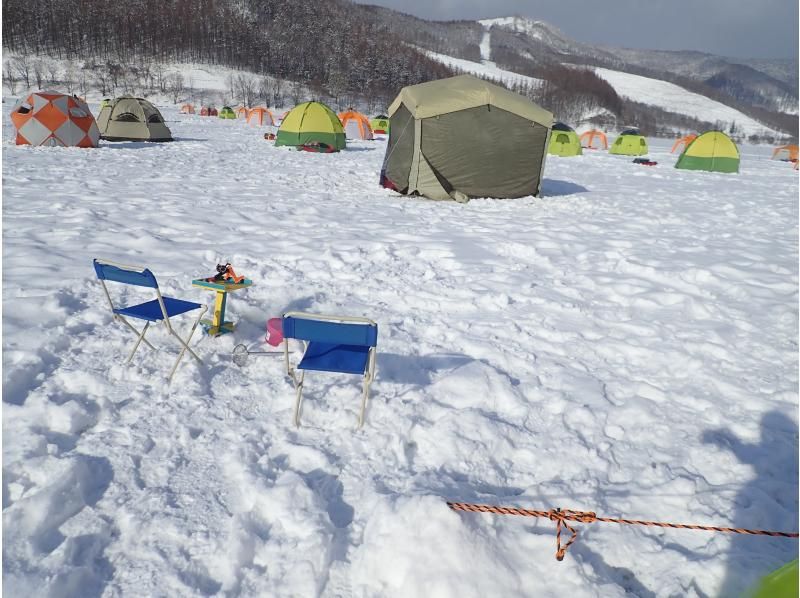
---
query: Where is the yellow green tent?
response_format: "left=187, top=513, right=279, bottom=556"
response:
left=748, top=559, right=798, bottom=598
left=610, top=129, right=648, bottom=156
left=675, top=130, right=739, bottom=173
left=370, top=115, right=390, bottom=134
left=276, top=101, right=346, bottom=151
left=548, top=122, right=582, bottom=157
left=219, top=106, right=236, bottom=119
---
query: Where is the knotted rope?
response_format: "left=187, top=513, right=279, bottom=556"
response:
left=446, top=502, right=799, bottom=561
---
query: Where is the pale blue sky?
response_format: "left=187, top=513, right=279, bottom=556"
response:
left=356, top=0, right=799, bottom=60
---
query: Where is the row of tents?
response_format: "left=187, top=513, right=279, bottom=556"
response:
left=180, top=102, right=391, bottom=137
left=10, top=83, right=799, bottom=197
left=547, top=122, right=742, bottom=173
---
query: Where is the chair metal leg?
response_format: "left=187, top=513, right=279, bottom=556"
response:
left=118, top=316, right=157, bottom=352
left=126, top=321, right=150, bottom=364
left=166, top=306, right=207, bottom=384
left=358, top=374, right=372, bottom=429
left=292, top=370, right=306, bottom=427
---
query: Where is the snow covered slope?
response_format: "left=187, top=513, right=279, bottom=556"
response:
left=422, top=48, right=542, bottom=88
left=592, top=67, right=781, bottom=137
left=3, top=106, right=798, bottom=597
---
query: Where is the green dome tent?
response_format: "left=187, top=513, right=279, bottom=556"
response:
left=370, top=115, right=390, bottom=134
left=610, top=129, right=648, bottom=156
left=219, top=106, right=236, bottom=119
left=675, top=130, right=739, bottom=173
left=548, top=122, right=582, bottom=157
left=275, top=101, right=346, bottom=151
left=96, top=96, right=172, bottom=142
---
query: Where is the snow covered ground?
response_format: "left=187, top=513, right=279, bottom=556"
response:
left=592, top=67, right=781, bottom=138
left=3, top=105, right=798, bottom=597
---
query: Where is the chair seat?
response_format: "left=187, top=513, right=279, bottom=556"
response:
left=114, top=297, right=202, bottom=322
left=298, top=342, right=370, bottom=375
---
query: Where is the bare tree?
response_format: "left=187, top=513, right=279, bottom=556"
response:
left=273, top=78, right=284, bottom=108
left=167, top=72, right=185, bottom=103
left=33, top=60, right=45, bottom=89
left=78, top=69, right=90, bottom=98
left=14, top=57, right=31, bottom=89
left=290, top=80, right=303, bottom=105
left=63, top=63, right=76, bottom=94
left=258, top=76, right=272, bottom=107
left=46, top=62, right=60, bottom=85
left=3, top=65, right=18, bottom=95
left=236, top=74, right=257, bottom=106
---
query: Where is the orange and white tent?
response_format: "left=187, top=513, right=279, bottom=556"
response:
left=671, top=133, right=697, bottom=153
left=771, top=144, right=798, bottom=162
left=246, top=107, right=276, bottom=127
left=338, top=110, right=373, bottom=140
left=10, top=91, right=99, bottom=147
left=579, top=129, right=607, bottom=150
left=236, top=106, right=249, bottom=119
left=180, top=103, right=195, bottom=114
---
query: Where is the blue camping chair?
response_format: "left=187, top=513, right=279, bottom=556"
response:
left=282, top=312, right=378, bottom=428
left=93, top=259, right=207, bottom=383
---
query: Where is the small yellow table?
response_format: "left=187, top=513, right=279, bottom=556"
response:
left=191, top=278, right=253, bottom=336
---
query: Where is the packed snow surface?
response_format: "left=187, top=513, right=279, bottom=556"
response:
left=3, top=105, right=798, bottom=597
left=592, top=67, right=781, bottom=137
left=423, top=49, right=543, bottom=89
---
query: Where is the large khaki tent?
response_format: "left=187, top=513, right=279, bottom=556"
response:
left=381, top=75, right=553, bottom=200
left=97, top=96, right=172, bottom=142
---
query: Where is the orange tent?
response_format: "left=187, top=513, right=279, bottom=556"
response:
left=11, top=91, right=99, bottom=147
left=180, top=103, right=195, bottom=114
left=771, top=144, right=798, bottom=162
left=246, top=107, right=276, bottom=127
left=236, top=106, right=249, bottom=119
left=580, top=129, right=608, bottom=150
left=671, top=133, right=697, bottom=153
left=338, top=109, right=373, bottom=140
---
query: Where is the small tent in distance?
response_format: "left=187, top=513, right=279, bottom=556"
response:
left=371, top=114, right=390, bottom=134
left=276, top=101, right=346, bottom=151
left=236, top=106, right=249, bottom=119
left=675, top=130, right=739, bottom=173
left=97, top=96, right=172, bottom=142
left=671, top=133, right=697, bottom=153
left=219, top=106, right=236, bottom=119
left=610, top=128, right=648, bottom=156
left=580, top=129, right=607, bottom=150
left=381, top=74, right=553, bottom=201
left=11, top=91, right=100, bottom=147
left=180, top=103, right=195, bottom=114
left=771, top=144, right=798, bottom=162
left=339, top=110, right=374, bottom=140
left=548, top=122, right=582, bottom=157
left=247, top=107, right=276, bottom=127
left=200, top=106, right=218, bottom=117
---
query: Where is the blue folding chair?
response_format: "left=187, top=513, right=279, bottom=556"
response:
left=93, top=259, right=207, bottom=383
left=282, top=312, right=378, bottom=428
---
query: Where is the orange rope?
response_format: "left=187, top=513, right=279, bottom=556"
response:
left=446, top=502, right=799, bottom=561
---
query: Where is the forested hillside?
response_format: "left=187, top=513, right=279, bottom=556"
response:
left=2, top=0, right=453, bottom=106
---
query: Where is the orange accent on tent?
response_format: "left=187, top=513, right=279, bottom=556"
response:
left=580, top=130, right=608, bottom=150
left=338, top=110, right=374, bottom=140
left=200, top=106, right=218, bottom=117
left=771, top=144, right=798, bottom=162
left=10, top=91, right=100, bottom=148
left=246, top=106, right=276, bottom=127
left=671, top=134, right=697, bottom=153
left=236, top=106, right=249, bottom=119
left=180, top=103, right=195, bottom=114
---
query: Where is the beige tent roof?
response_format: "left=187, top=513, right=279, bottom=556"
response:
left=389, top=74, right=553, bottom=125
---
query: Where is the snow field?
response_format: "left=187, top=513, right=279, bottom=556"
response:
left=2, top=106, right=798, bottom=597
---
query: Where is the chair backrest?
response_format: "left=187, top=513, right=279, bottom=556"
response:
left=94, top=259, right=158, bottom=288
left=283, top=314, right=377, bottom=347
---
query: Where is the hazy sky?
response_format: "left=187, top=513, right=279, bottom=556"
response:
left=356, top=0, right=799, bottom=60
